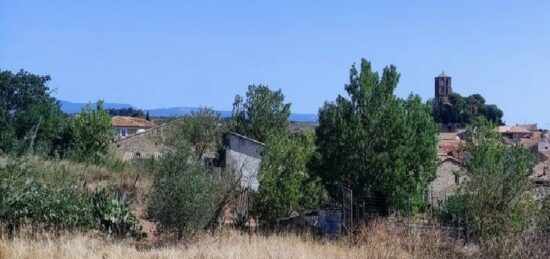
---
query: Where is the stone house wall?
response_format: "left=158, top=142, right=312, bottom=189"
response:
left=429, top=158, right=463, bottom=207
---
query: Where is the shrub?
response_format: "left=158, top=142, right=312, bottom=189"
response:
left=254, top=132, right=328, bottom=227
left=0, top=159, right=93, bottom=231
left=69, top=101, right=113, bottom=164
left=147, top=149, right=223, bottom=239
left=0, top=158, right=142, bottom=238
left=91, top=189, right=143, bottom=238
left=170, top=108, right=225, bottom=160
left=437, top=194, right=466, bottom=225
left=461, top=119, right=536, bottom=240
left=537, top=195, right=550, bottom=234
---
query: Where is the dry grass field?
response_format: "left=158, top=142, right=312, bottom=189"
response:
left=0, top=221, right=473, bottom=259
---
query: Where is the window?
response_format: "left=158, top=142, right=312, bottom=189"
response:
left=119, top=128, right=127, bottom=137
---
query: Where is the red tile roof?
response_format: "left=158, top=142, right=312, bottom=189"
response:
left=111, top=116, right=155, bottom=128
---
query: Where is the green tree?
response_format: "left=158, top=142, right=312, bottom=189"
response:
left=69, top=101, right=113, bottom=164
left=13, top=101, right=67, bottom=155
left=0, top=70, right=67, bottom=155
left=106, top=107, right=145, bottom=118
left=460, top=118, right=536, bottom=240
left=0, top=112, right=15, bottom=154
left=231, top=84, right=291, bottom=143
left=429, top=93, right=503, bottom=126
left=254, top=131, right=328, bottom=226
left=313, top=59, right=438, bottom=211
left=148, top=141, right=224, bottom=239
left=170, top=108, right=225, bottom=159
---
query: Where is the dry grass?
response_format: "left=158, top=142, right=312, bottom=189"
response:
left=0, top=222, right=469, bottom=259
left=1, top=220, right=547, bottom=259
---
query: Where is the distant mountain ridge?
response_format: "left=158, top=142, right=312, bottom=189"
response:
left=59, top=100, right=132, bottom=114
left=59, top=101, right=318, bottom=122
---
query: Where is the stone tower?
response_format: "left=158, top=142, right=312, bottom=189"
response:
left=435, top=71, right=452, bottom=104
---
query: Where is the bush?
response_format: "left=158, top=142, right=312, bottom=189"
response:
left=91, top=189, right=143, bottom=238
left=0, top=158, right=142, bottom=238
left=254, top=132, right=328, bottom=227
left=147, top=149, right=224, bottom=239
left=0, top=159, right=93, bottom=231
left=461, top=119, right=536, bottom=240
left=537, top=195, right=550, bottom=234
left=69, top=101, right=113, bottom=164
left=437, top=194, right=466, bottom=225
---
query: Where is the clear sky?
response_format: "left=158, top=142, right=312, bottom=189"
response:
left=1, top=1, right=549, bottom=127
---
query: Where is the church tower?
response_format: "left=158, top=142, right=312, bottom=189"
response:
left=435, top=71, right=452, bottom=104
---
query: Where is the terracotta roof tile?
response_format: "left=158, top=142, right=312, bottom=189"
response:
left=111, top=116, right=155, bottom=128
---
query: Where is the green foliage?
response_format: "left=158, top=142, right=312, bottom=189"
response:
left=231, top=84, right=291, bottom=143
left=313, top=59, right=438, bottom=211
left=147, top=146, right=224, bottom=239
left=106, top=107, right=145, bottom=118
left=91, top=189, right=143, bottom=238
left=0, top=160, right=93, bottom=231
left=69, top=101, right=113, bottom=164
left=170, top=108, right=225, bottom=159
left=0, top=70, right=67, bottom=155
left=537, top=195, right=550, bottom=234
left=429, top=93, right=504, bottom=126
left=437, top=194, right=467, bottom=224
left=13, top=101, right=68, bottom=156
left=0, top=115, right=16, bottom=154
left=254, top=132, right=328, bottom=227
left=0, top=159, right=142, bottom=237
left=461, top=118, right=536, bottom=239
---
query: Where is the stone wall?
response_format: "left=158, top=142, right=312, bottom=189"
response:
left=429, top=159, right=462, bottom=207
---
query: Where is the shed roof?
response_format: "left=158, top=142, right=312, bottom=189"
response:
left=225, top=131, right=265, bottom=146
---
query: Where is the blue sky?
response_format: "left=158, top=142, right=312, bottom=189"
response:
left=1, top=1, right=549, bottom=127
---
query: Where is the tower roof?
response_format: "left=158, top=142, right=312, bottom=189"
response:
left=437, top=71, right=449, bottom=77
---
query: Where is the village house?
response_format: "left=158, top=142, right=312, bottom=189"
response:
left=498, top=125, right=535, bottom=141
left=538, top=138, right=550, bottom=154
left=429, top=132, right=466, bottom=207
left=429, top=157, right=463, bottom=207
left=111, top=116, right=155, bottom=138
left=111, top=123, right=168, bottom=161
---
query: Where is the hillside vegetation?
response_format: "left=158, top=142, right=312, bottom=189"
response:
left=1, top=61, right=549, bottom=258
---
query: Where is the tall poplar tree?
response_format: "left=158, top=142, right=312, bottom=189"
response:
left=230, top=84, right=291, bottom=143
left=312, top=59, right=438, bottom=211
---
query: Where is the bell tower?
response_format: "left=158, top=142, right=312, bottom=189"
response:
left=435, top=71, right=452, bottom=104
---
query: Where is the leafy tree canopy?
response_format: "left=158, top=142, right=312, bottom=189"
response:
left=169, top=108, right=225, bottom=160
left=429, top=93, right=504, bottom=126
left=231, top=84, right=291, bottom=143
left=312, top=59, right=438, bottom=211
left=254, top=131, right=328, bottom=226
left=460, top=118, right=535, bottom=239
left=69, top=101, right=113, bottom=164
left=106, top=107, right=145, bottom=118
left=0, top=70, right=66, bottom=155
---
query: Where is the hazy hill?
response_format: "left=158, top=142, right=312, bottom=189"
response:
left=60, top=101, right=318, bottom=122
left=59, top=100, right=132, bottom=114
